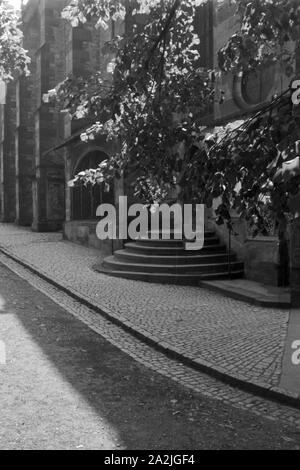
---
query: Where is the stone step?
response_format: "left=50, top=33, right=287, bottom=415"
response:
left=96, top=266, right=244, bottom=285
left=143, top=230, right=216, bottom=240
left=125, top=242, right=228, bottom=255
left=103, top=256, right=244, bottom=274
left=98, top=228, right=244, bottom=285
left=114, top=250, right=237, bottom=265
left=134, top=236, right=220, bottom=247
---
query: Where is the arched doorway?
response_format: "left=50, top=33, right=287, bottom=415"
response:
left=71, top=150, right=114, bottom=220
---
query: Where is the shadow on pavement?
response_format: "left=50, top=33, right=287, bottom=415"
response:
left=0, top=263, right=299, bottom=450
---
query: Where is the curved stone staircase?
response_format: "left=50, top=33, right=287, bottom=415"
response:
left=95, top=230, right=244, bottom=285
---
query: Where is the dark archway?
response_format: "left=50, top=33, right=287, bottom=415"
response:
left=71, top=150, right=114, bottom=220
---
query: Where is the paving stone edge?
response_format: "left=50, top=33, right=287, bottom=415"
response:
left=0, top=244, right=299, bottom=410
left=199, top=281, right=291, bottom=309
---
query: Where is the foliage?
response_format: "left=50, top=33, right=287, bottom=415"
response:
left=199, top=91, right=299, bottom=236
left=46, top=0, right=214, bottom=204
left=0, top=0, right=30, bottom=81
left=61, top=0, right=127, bottom=29
left=218, top=0, right=300, bottom=75
left=209, top=0, right=300, bottom=236
left=45, top=0, right=300, bottom=239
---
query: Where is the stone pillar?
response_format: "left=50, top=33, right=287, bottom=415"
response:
left=16, top=3, right=40, bottom=226
left=0, top=83, right=17, bottom=222
left=291, top=217, right=300, bottom=307
left=16, top=72, right=35, bottom=226
left=64, top=150, right=72, bottom=223
left=31, top=0, right=67, bottom=231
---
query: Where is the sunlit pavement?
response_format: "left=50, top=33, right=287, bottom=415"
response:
left=0, top=223, right=290, bottom=393
left=0, top=261, right=300, bottom=450
left=280, top=309, right=300, bottom=394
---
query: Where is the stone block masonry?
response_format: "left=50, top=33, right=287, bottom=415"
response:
left=0, top=82, right=17, bottom=223
left=0, top=0, right=121, bottom=232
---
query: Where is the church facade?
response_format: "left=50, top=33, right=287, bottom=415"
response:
left=0, top=0, right=299, bottom=291
left=0, top=0, right=121, bottom=237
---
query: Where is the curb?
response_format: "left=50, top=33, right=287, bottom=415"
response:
left=0, top=244, right=299, bottom=410
left=199, top=280, right=291, bottom=309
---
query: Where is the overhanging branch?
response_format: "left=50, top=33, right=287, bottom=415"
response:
left=144, top=0, right=181, bottom=71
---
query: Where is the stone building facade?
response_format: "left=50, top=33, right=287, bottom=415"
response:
left=0, top=0, right=299, bottom=291
left=0, top=0, right=68, bottom=230
left=0, top=0, right=120, bottom=237
left=0, top=0, right=213, bottom=252
left=208, top=0, right=296, bottom=287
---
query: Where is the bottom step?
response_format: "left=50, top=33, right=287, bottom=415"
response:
left=95, top=265, right=244, bottom=286
left=200, top=279, right=291, bottom=308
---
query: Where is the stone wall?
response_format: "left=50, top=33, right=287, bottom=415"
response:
left=11, top=0, right=67, bottom=229
left=0, top=0, right=116, bottom=231
left=213, top=0, right=291, bottom=124
left=32, top=0, right=68, bottom=231
left=0, top=82, right=16, bottom=223
left=208, top=0, right=296, bottom=286
left=291, top=217, right=300, bottom=306
left=210, top=211, right=281, bottom=286
left=62, top=14, right=124, bottom=248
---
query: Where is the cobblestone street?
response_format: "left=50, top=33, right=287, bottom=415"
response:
left=0, top=224, right=290, bottom=392
left=1, top=255, right=300, bottom=449
left=2, top=0, right=300, bottom=453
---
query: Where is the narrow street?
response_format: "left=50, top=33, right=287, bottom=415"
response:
left=1, top=0, right=300, bottom=454
left=0, top=261, right=299, bottom=450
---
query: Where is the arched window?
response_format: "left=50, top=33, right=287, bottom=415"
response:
left=233, top=66, right=276, bottom=110
left=71, top=150, right=114, bottom=220
left=241, top=66, right=275, bottom=106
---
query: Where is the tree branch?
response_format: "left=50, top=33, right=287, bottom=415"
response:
left=144, top=0, right=181, bottom=71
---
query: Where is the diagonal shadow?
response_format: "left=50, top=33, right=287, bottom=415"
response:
left=0, top=262, right=298, bottom=450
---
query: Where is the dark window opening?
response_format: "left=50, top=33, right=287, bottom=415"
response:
left=241, top=66, right=275, bottom=106
left=71, top=151, right=114, bottom=220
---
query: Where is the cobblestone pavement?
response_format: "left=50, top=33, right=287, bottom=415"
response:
left=1, top=262, right=300, bottom=449
left=2, top=239, right=300, bottom=433
left=0, top=224, right=290, bottom=392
